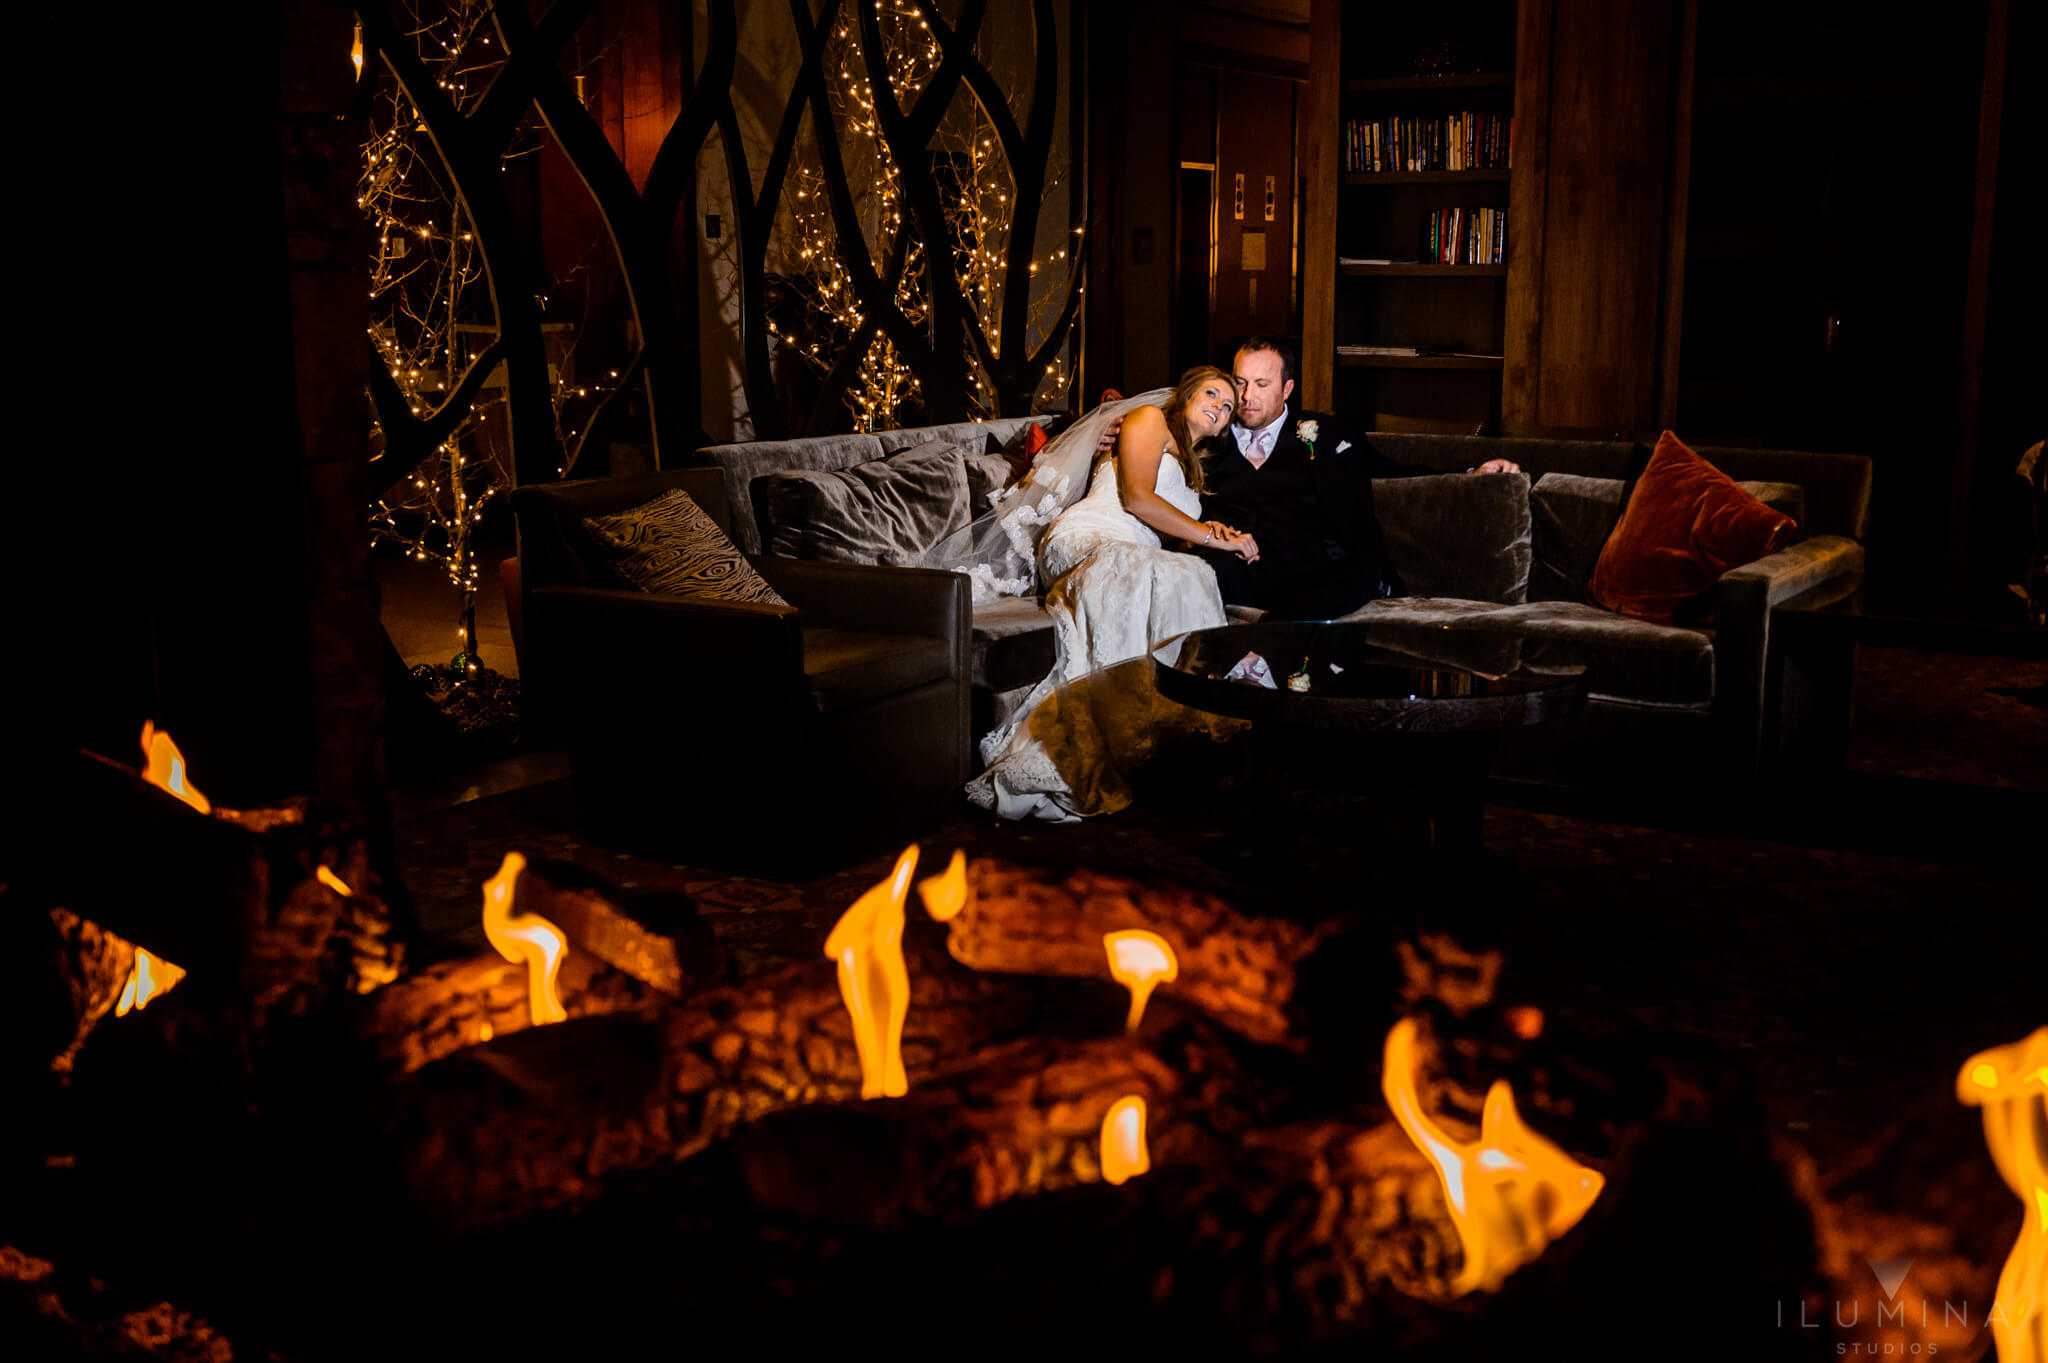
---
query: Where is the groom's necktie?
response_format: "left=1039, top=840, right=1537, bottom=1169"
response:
left=1244, top=427, right=1275, bottom=470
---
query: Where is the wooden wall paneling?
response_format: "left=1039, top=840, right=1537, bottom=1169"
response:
left=1083, top=3, right=1125, bottom=399
left=1653, top=0, right=1698, bottom=430
left=1501, top=0, right=1553, bottom=429
left=1300, top=0, right=1340, bottom=409
left=1945, top=0, right=2010, bottom=610
left=1505, top=0, right=1692, bottom=439
left=1540, top=0, right=1678, bottom=432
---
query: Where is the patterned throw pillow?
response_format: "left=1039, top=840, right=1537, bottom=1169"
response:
left=582, top=488, right=787, bottom=606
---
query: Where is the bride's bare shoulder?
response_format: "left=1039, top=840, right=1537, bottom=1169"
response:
left=1117, top=404, right=1168, bottom=445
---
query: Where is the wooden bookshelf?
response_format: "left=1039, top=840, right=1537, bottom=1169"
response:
left=1346, top=73, right=1513, bottom=93
left=1341, top=169, right=1510, bottom=184
left=1303, top=0, right=1516, bottom=430
left=1339, top=262, right=1506, bottom=277
left=1338, top=353, right=1503, bottom=370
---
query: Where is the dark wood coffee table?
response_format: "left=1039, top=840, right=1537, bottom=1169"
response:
left=1152, top=619, right=1588, bottom=852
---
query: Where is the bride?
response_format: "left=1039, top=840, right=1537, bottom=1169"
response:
left=958, top=366, right=1260, bottom=822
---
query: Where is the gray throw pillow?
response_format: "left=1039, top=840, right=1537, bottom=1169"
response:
left=582, top=488, right=786, bottom=606
left=764, top=438, right=972, bottom=565
left=1735, top=480, right=1805, bottom=535
left=962, top=446, right=1017, bottom=511
left=1371, top=472, right=1532, bottom=604
left=1529, top=473, right=1626, bottom=603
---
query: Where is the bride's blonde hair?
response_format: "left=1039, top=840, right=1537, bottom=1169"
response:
left=1160, top=364, right=1235, bottom=495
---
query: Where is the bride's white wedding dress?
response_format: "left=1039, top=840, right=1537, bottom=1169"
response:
left=965, top=446, right=1236, bottom=822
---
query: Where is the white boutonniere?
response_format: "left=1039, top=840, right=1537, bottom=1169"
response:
left=1296, top=418, right=1320, bottom=462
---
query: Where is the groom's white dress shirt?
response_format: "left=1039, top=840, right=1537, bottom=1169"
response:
left=1235, top=403, right=1290, bottom=470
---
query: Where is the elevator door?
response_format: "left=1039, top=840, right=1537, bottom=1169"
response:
left=1212, top=72, right=1298, bottom=349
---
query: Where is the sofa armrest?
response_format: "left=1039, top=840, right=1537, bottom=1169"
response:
left=1717, top=535, right=1866, bottom=610
left=750, top=558, right=973, bottom=783
left=524, top=585, right=808, bottom=737
left=750, top=558, right=971, bottom=651
left=1703, top=535, right=1867, bottom=777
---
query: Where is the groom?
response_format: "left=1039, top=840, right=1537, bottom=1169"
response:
left=1194, top=337, right=1519, bottom=619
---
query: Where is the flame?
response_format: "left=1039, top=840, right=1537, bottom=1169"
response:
left=316, top=866, right=353, bottom=897
left=917, top=849, right=967, bottom=922
left=1100, top=1095, right=1150, bottom=1185
left=1957, top=1028, right=2047, bottom=1363
left=1103, top=930, right=1178, bottom=1033
left=138, top=722, right=211, bottom=814
left=115, top=948, right=187, bottom=1017
left=825, top=845, right=917, bottom=1100
left=480, top=852, right=567, bottom=1025
left=1381, top=1017, right=1605, bottom=1295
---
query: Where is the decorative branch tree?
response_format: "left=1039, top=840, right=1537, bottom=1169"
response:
left=833, top=0, right=1084, bottom=423
left=352, top=0, right=1087, bottom=498
left=354, top=0, right=586, bottom=495
left=529, top=0, right=1085, bottom=444
left=359, top=0, right=511, bottom=666
left=358, top=0, right=624, bottom=671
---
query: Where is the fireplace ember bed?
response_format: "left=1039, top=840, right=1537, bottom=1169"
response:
left=3, top=744, right=2032, bottom=1363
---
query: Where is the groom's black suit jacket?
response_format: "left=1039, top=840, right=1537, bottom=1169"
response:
left=1194, top=409, right=1429, bottom=618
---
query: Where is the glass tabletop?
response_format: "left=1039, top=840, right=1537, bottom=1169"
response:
left=1151, top=618, right=1588, bottom=730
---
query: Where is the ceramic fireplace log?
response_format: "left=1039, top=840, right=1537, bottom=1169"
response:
left=383, top=938, right=1056, bottom=1233
left=348, top=949, right=671, bottom=1075
left=725, top=1022, right=1276, bottom=1228
left=943, top=858, right=1333, bottom=1048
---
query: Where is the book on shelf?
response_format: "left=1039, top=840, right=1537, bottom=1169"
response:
left=1336, top=345, right=1423, bottom=356
left=1421, top=205, right=1506, bottom=264
left=1344, top=111, right=1510, bottom=174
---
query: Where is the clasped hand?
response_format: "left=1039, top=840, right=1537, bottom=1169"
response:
left=1204, top=520, right=1259, bottom=562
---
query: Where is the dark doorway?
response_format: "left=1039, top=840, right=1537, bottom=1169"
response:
left=1173, top=163, right=1216, bottom=375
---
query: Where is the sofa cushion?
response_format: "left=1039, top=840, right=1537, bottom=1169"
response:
left=970, top=595, right=1056, bottom=692
left=876, top=416, right=1046, bottom=456
left=1529, top=473, right=1626, bottom=603
left=1589, top=431, right=1796, bottom=625
left=1735, top=480, right=1805, bottom=532
left=695, top=433, right=890, bottom=553
left=1531, top=473, right=1806, bottom=603
left=764, top=439, right=972, bottom=566
left=962, top=447, right=1017, bottom=511
left=1371, top=471, right=1532, bottom=604
left=1482, top=601, right=1715, bottom=706
left=803, top=628, right=954, bottom=710
left=581, top=489, right=787, bottom=606
left=1354, top=597, right=1715, bottom=706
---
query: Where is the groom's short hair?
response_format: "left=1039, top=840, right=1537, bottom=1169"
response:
left=1236, top=336, right=1297, bottom=386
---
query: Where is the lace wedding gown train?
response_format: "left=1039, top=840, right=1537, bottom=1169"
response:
left=965, top=448, right=1237, bottom=822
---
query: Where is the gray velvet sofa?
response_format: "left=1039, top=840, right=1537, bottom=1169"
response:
left=693, top=424, right=1871, bottom=791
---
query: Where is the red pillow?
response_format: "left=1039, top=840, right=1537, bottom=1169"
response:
left=1588, top=431, right=1796, bottom=625
left=1024, top=422, right=1050, bottom=458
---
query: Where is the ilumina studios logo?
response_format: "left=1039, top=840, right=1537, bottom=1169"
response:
left=1774, top=1254, right=2013, bottom=1355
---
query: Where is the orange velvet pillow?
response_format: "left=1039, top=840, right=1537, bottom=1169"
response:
left=1024, top=421, right=1050, bottom=459
left=1588, top=431, right=1796, bottom=625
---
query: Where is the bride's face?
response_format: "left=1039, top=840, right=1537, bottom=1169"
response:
left=1182, top=379, right=1236, bottom=440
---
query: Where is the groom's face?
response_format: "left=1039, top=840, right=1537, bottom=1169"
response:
left=1232, top=347, right=1294, bottom=432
